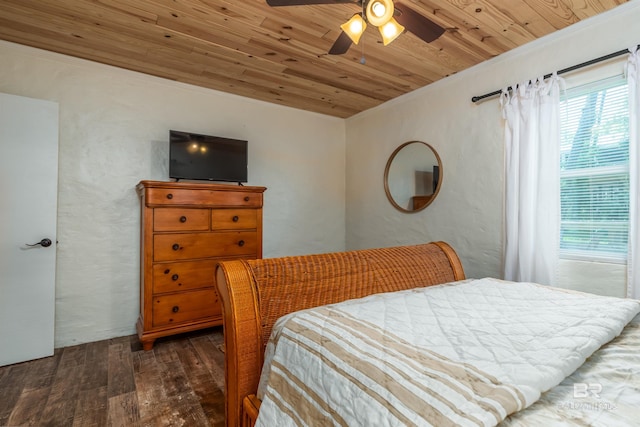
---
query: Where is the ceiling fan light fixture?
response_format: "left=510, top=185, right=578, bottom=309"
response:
left=340, top=13, right=367, bottom=44
left=365, top=0, right=394, bottom=27
left=379, top=17, right=404, bottom=45
left=371, top=2, right=386, bottom=17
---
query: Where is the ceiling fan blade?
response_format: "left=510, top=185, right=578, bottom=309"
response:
left=266, top=0, right=356, bottom=6
left=328, top=31, right=353, bottom=55
left=394, top=2, right=445, bottom=43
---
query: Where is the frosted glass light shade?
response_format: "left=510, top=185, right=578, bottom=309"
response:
left=365, top=0, right=394, bottom=27
left=379, top=17, right=404, bottom=45
left=340, top=14, right=367, bottom=45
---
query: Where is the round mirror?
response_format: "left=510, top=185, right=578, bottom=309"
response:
left=384, top=141, right=442, bottom=213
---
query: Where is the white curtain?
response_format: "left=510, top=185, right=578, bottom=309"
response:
left=500, top=75, right=562, bottom=285
left=627, top=47, right=640, bottom=299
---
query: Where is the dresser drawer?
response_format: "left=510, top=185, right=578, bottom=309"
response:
left=154, top=208, right=210, bottom=232
left=153, top=231, right=258, bottom=261
left=137, top=181, right=265, bottom=350
left=212, top=209, right=257, bottom=230
left=153, top=260, right=216, bottom=294
left=152, top=289, right=220, bottom=327
left=146, top=188, right=262, bottom=208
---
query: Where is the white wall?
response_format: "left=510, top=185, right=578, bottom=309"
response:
left=0, top=41, right=346, bottom=347
left=2, top=2, right=638, bottom=348
left=345, top=1, right=640, bottom=298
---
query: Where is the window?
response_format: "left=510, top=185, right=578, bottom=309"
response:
left=560, top=76, right=629, bottom=263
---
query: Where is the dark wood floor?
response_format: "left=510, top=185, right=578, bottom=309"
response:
left=0, top=327, right=226, bottom=427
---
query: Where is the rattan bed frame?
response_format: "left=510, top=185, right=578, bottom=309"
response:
left=215, top=241, right=466, bottom=427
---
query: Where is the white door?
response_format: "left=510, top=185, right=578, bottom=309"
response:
left=0, top=92, right=58, bottom=366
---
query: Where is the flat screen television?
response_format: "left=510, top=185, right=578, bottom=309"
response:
left=169, top=130, right=248, bottom=183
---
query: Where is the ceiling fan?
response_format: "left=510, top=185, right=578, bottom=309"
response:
left=266, top=0, right=446, bottom=55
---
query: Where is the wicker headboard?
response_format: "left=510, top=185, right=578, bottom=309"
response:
left=215, top=241, right=465, bottom=427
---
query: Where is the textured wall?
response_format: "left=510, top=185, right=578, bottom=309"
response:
left=2, top=2, right=639, bottom=349
left=0, top=41, right=345, bottom=347
left=345, top=2, right=640, bottom=297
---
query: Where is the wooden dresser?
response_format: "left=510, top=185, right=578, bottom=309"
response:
left=136, top=180, right=266, bottom=350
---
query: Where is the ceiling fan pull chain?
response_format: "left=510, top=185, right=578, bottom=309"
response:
left=360, top=6, right=367, bottom=66
left=360, top=1, right=367, bottom=64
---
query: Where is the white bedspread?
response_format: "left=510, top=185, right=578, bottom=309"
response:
left=255, top=278, right=640, bottom=427
left=501, top=313, right=640, bottom=426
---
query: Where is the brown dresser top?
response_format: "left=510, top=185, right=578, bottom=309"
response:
left=137, top=180, right=266, bottom=194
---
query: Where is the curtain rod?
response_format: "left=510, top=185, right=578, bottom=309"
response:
left=471, top=44, right=640, bottom=103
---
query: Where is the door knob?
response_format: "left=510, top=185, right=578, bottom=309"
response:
left=26, top=238, right=52, bottom=247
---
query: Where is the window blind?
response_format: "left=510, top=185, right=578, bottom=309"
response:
left=559, top=75, right=629, bottom=263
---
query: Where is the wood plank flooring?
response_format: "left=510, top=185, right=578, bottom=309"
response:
left=0, top=327, right=226, bottom=427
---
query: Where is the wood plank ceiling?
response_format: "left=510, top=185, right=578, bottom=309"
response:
left=0, top=0, right=628, bottom=118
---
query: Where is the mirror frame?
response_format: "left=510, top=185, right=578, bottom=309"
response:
left=383, top=140, right=443, bottom=213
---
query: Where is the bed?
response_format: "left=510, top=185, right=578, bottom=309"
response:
left=215, top=242, right=640, bottom=427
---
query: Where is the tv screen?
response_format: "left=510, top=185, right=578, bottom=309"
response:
left=169, top=130, right=248, bottom=183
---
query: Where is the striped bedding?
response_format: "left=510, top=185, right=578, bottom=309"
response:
left=502, top=312, right=640, bottom=426
left=255, top=278, right=640, bottom=427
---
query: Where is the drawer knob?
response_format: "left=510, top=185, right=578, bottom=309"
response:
left=232, top=215, right=239, bottom=222
left=244, top=196, right=250, bottom=202
left=238, top=240, right=245, bottom=247
left=179, top=216, right=187, bottom=223
left=164, top=269, right=170, bottom=274
left=167, top=193, right=173, bottom=199
left=172, top=306, right=179, bottom=313
left=172, top=274, right=179, bottom=281
left=172, top=243, right=180, bottom=251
